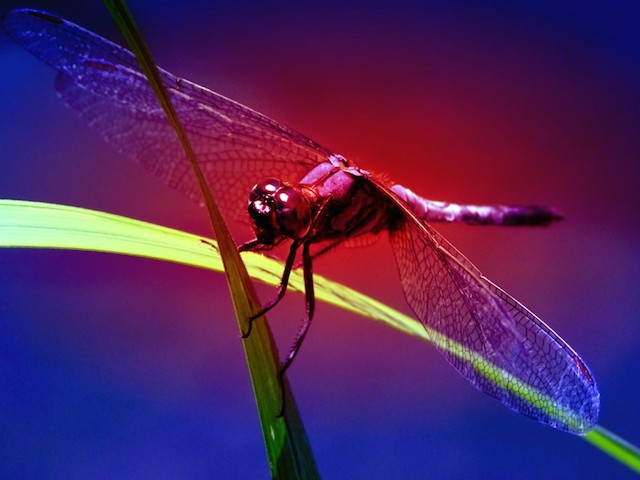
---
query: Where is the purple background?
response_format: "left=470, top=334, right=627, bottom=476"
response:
left=1, top=1, right=639, bottom=478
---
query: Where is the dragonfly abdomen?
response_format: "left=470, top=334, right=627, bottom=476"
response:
left=391, top=184, right=563, bottom=227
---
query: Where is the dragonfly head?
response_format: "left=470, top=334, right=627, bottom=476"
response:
left=248, top=178, right=312, bottom=245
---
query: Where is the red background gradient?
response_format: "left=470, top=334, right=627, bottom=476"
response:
left=1, top=1, right=639, bottom=478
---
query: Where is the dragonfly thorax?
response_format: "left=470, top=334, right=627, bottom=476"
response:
left=248, top=178, right=313, bottom=244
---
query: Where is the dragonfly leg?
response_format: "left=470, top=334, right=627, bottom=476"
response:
left=241, top=239, right=301, bottom=339
left=277, top=241, right=315, bottom=416
left=238, top=239, right=261, bottom=252
left=203, top=238, right=272, bottom=253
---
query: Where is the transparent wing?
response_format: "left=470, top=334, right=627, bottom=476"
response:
left=2, top=9, right=332, bottom=223
left=384, top=185, right=599, bottom=433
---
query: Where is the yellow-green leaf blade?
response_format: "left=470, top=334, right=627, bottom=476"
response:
left=1, top=199, right=639, bottom=475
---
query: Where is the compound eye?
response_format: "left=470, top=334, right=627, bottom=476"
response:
left=248, top=195, right=279, bottom=245
left=274, top=187, right=312, bottom=239
left=249, top=178, right=282, bottom=202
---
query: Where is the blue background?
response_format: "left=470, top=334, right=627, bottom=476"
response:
left=1, top=1, right=639, bottom=478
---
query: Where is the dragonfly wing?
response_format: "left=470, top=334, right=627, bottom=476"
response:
left=3, top=9, right=331, bottom=222
left=384, top=186, right=599, bottom=434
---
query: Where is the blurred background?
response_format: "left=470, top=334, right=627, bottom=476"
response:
left=1, top=1, right=638, bottom=478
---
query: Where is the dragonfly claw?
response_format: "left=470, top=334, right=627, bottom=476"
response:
left=240, top=319, right=254, bottom=339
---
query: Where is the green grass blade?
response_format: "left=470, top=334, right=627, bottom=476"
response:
left=101, top=2, right=318, bottom=477
left=1, top=199, right=639, bottom=474
left=585, top=425, right=640, bottom=474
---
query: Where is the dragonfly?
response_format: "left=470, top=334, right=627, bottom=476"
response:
left=2, top=8, right=599, bottom=434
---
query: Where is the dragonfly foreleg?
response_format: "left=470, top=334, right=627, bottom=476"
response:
left=238, top=238, right=261, bottom=252
left=238, top=237, right=286, bottom=253
left=241, top=239, right=301, bottom=338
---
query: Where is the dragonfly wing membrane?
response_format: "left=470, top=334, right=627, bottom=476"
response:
left=387, top=190, right=599, bottom=434
left=3, top=8, right=331, bottom=223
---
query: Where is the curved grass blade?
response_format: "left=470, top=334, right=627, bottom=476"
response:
left=101, top=2, right=318, bottom=477
left=584, top=425, right=640, bottom=474
left=1, top=199, right=639, bottom=474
